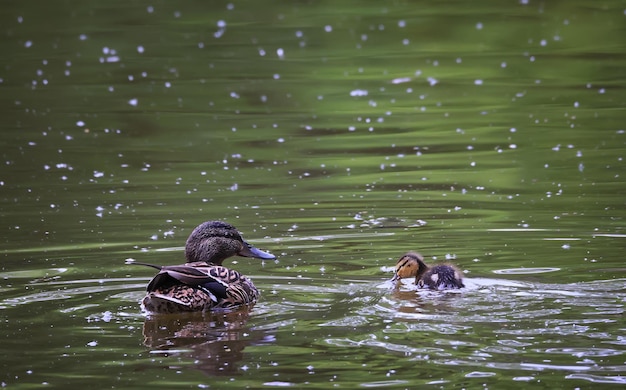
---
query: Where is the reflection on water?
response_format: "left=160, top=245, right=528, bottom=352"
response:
left=142, top=307, right=270, bottom=376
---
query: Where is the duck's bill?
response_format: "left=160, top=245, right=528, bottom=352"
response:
left=390, top=273, right=400, bottom=283
left=239, top=241, right=276, bottom=260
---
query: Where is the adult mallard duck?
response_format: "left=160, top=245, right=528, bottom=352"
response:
left=130, top=221, right=276, bottom=314
left=391, top=252, right=464, bottom=289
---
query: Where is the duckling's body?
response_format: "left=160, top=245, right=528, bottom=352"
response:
left=392, top=252, right=464, bottom=290
left=131, top=221, right=275, bottom=314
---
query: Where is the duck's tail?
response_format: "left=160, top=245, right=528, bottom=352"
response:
left=125, top=259, right=163, bottom=270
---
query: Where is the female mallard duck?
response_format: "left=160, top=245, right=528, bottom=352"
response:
left=391, top=252, right=464, bottom=289
left=130, top=221, right=276, bottom=314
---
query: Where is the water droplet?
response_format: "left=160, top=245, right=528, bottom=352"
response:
left=350, top=89, right=368, bottom=97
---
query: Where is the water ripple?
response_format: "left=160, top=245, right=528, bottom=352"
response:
left=566, top=374, right=626, bottom=385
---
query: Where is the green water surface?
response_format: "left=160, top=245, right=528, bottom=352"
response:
left=1, top=1, right=625, bottom=388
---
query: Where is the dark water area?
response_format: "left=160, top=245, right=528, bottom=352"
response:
left=1, top=0, right=625, bottom=388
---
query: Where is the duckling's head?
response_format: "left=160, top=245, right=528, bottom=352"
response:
left=391, top=252, right=429, bottom=282
left=185, top=221, right=275, bottom=265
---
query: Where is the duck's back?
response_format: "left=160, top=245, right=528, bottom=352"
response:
left=142, top=263, right=259, bottom=314
left=417, top=264, right=464, bottom=290
left=205, top=265, right=259, bottom=307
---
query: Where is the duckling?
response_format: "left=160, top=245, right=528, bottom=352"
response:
left=391, top=252, right=464, bottom=290
left=130, top=221, right=275, bottom=314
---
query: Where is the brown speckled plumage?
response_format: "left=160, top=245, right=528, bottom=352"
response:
left=392, top=252, right=464, bottom=290
left=132, top=221, right=275, bottom=314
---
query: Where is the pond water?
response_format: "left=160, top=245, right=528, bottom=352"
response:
left=1, top=0, right=625, bottom=388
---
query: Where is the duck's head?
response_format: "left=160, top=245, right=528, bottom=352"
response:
left=184, top=220, right=275, bottom=265
left=391, top=252, right=429, bottom=282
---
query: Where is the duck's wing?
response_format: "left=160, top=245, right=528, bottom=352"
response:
left=140, top=264, right=228, bottom=292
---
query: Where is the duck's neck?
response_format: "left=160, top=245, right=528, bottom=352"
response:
left=414, top=258, right=430, bottom=279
